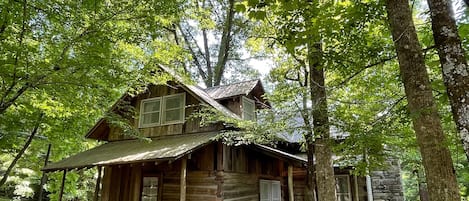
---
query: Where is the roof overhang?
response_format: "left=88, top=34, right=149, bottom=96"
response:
left=249, top=144, right=306, bottom=167
left=43, top=132, right=217, bottom=172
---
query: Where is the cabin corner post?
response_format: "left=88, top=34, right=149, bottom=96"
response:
left=180, top=157, right=187, bottom=201
left=288, top=165, right=294, bottom=201
left=58, top=169, right=67, bottom=201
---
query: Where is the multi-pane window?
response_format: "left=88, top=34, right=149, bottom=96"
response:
left=139, top=93, right=185, bottom=128
left=162, top=94, right=185, bottom=124
left=335, top=175, right=351, bottom=201
left=242, top=96, right=256, bottom=121
left=141, top=177, right=158, bottom=201
left=140, top=98, right=162, bottom=127
left=260, top=180, right=281, bottom=201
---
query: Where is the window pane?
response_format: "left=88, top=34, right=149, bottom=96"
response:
left=260, top=181, right=270, bottom=200
left=143, top=100, right=160, bottom=112
left=242, top=97, right=255, bottom=120
left=335, top=176, right=349, bottom=193
left=272, top=181, right=281, bottom=201
left=142, top=177, right=158, bottom=201
left=165, top=96, right=182, bottom=109
left=245, top=101, right=255, bottom=111
left=164, top=110, right=181, bottom=122
left=143, top=113, right=160, bottom=125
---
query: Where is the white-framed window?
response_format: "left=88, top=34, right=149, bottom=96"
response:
left=139, top=93, right=185, bottom=128
left=260, top=179, right=281, bottom=201
left=141, top=176, right=158, bottom=201
left=140, top=97, right=162, bottom=128
left=242, top=96, right=256, bottom=121
left=162, top=93, right=185, bottom=124
left=335, top=175, right=352, bottom=201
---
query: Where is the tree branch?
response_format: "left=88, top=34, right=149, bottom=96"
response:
left=0, top=113, right=43, bottom=187
left=334, top=45, right=436, bottom=87
left=177, top=23, right=207, bottom=82
left=213, top=0, right=235, bottom=86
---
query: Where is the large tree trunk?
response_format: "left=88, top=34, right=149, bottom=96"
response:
left=305, top=133, right=318, bottom=201
left=426, top=0, right=469, bottom=161
left=213, top=0, right=235, bottom=86
left=308, top=41, right=336, bottom=201
left=385, top=1, right=461, bottom=201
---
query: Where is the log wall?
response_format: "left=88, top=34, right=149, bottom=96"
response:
left=99, top=143, right=296, bottom=201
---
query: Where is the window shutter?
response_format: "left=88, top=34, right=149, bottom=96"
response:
left=242, top=96, right=255, bottom=120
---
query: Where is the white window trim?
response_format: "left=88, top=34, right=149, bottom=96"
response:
left=260, top=179, right=281, bottom=201
left=335, top=175, right=352, bottom=201
left=242, top=96, right=256, bottom=120
left=139, top=93, right=185, bottom=128
left=139, top=97, right=162, bottom=128
left=161, top=93, right=186, bottom=125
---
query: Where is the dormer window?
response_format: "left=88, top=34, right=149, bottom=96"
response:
left=139, top=93, right=185, bottom=128
left=242, top=96, right=255, bottom=121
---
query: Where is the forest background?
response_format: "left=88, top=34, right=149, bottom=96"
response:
left=0, top=0, right=468, bottom=200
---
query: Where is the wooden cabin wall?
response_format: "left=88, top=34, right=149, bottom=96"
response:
left=218, top=97, right=241, bottom=116
left=221, top=145, right=288, bottom=201
left=99, top=143, right=302, bottom=201
left=100, top=165, right=142, bottom=201
left=290, top=168, right=368, bottom=201
left=222, top=172, right=259, bottom=201
left=292, top=167, right=307, bottom=201
left=108, top=85, right=224, bottom=141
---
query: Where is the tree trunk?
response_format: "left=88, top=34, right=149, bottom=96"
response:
left=308, top=42, right=336, bottom=201
left=385, top=1, right=461, bottom=201
left=305, top=134, right=318, bottom=201
left=0, top=115, right=42, bottom=187
left=213, top=0, right=235, bottom=86
left=426, top=0, right=469, bottom=161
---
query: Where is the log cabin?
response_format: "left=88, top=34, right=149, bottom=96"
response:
left=43, top=66, right=404, bottom=201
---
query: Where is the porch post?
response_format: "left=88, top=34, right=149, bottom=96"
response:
left=38, top=144, right=51, bottom=201
left=58, top=169, right=67, bottom=201
left=94, top=166, right=102, bottom=201
left=180, top=157, right=187, bottom=201
left=288, top=165, right=294, bottom=201
left=366, top=175, right=373, bottom=201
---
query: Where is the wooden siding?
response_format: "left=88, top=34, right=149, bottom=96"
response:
left=290, top=168, right=369, bottom=201
left=98, top=142, right=300, bottom=201
left=218, top=97, right=241, bottom=117
left=108, top=84, right=223, bottom=141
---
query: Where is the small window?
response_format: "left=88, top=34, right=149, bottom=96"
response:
left=335, top=175, right=351, bottom=201
left=162, top=93, right=185, bottom=124
left=141, top=177, right=158, bottom=201
left=140, top=98, right=162, bottom=127
left=139, top=93, right=185, bottom=128
left=260, top=179, right=281, bottom=201
left=242, top=96, right=256, bottom=121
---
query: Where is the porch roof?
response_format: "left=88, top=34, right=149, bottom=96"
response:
left=43, top=132, right=217, bottom=172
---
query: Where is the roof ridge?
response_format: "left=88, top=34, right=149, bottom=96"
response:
left=204, top=79, right=260, bottom=90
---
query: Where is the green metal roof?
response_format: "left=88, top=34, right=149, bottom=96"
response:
left=43, top=132, right=217, bottom=172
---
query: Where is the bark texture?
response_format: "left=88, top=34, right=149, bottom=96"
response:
left=385, top=1, right=461, bottom=201
left=213, top=0, right=235, bottom=86
left=309, top=42, right=336, bottom=201
left=426, top=0, right=469, bottom=161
